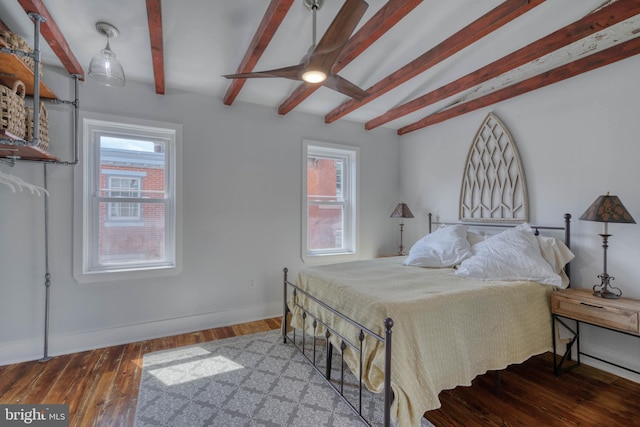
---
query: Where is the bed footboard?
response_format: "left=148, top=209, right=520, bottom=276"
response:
left=282, top=267, right=394, bottom=427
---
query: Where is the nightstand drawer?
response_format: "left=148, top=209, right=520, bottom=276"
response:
left=552, top=294, right=639, bottom=334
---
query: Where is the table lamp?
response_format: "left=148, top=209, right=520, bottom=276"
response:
left=390, top=202, right=414, bottom=255
left=579, top=192, right=635, bottom=298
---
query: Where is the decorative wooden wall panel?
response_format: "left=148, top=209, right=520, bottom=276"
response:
left=459, top=113, right=528, bottom=222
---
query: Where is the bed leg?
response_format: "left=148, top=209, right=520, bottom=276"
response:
left=282, top=267, right=289, bottom=344
left=564, top=213, right=572, bottom=280
left=325, top=331, right=333, bottom=380
left=493, top=371, right=502, bottom=397
left=384, top=318, right=394, bottom=427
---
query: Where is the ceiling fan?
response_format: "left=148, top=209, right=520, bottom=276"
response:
left=224, top=0, right=369, bottom=100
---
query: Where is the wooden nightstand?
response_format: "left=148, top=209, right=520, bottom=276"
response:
left=551, top=288, right=640, bottom=376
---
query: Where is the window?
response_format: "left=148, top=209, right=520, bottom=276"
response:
left=74, top=113, right=182, bottom=282
left=302, top=140, right=358, bottom=263
left=107, top=175, right=141, bottom=221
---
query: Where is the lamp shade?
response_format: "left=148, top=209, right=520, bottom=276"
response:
left=390, top=203, right=414, bottom=219
left=579, top=193, right=636, bottom=224
left=88, top=22, right=126, bottom=88
left=88, top=43, right=125, bottom=87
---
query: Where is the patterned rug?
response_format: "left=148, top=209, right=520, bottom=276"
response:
left=134, top=330, right=434, bottom=427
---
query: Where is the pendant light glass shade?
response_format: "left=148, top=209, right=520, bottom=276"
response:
left=88, top=22, right=125, bottom=87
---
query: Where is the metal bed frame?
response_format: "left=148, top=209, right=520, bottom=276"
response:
left=282, top=267, right=393, bottom=426
left=282, top=213, right=572, bottom=426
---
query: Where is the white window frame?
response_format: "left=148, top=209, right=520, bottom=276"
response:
left=302, top=140, right=359, bottom=264
left=73, top=112, right=182, bottom=283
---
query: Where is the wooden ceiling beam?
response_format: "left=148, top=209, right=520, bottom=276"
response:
left=277, top=0, right=422, bottom=116
left=223, top=0, right=295, bottom=106
left=17, top=0, right=84, bottom=79
left=367, top=0, right=640, bottom=130
left=397, top=36, right=640, bottom=135
left=0, top=18, right=11, bottom=32
left=324, top=0, right=544, bottom=124
left=146, top=0, right=165, bottom=95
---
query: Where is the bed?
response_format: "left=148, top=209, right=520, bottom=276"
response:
left=282, top=214, right=573, bottom=427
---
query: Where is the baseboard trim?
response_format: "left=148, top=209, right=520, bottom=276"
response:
left=579, top=342, right=640, bottom=383
left=0, top=303, right=281, bottom=366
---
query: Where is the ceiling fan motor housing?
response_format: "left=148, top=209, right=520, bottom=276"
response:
left=304, top=0, right=323, bottom=11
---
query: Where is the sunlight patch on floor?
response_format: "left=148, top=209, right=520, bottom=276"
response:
left=143, top=346, right=212, bottom=367
left=149, top=355, right=244, bottom=386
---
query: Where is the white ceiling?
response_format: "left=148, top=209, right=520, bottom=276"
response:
left=0, top=0, right=616, bottom=130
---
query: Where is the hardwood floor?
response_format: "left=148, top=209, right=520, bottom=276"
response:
left=1, top=317, right=639, bottom=426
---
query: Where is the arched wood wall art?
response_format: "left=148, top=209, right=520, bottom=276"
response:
left=459, top=113, right=528, bottom=222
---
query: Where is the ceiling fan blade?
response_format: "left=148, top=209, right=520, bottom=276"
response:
left=307, top=0, right=369, bottom=73
left=224, top=64, right=304, bottom=80
left=323, top=74, right=368, bottom=100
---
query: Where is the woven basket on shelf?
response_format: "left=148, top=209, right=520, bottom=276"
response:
left=25, top=101, right=49, bottom=151
left=0, top=80, right=26, bottom=139
left=0, top=30, right=43, bottom=77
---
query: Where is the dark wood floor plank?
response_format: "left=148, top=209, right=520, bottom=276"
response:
left=100, top=341, right=143, bottom=427
left=0, top=360, right=48, bottom=403
left=15, top=356, right=71, bottom=404
left=214, top=325, right=236, bottom=339
left=0, top=363, right=31, bottom=398
left=61, top=347, right=118, bottom=426
left=231, top=319, right=274, bottom=336
left=0, top=361, right=43, bottom=403
left=89, top=344, right=129, bottom=427
left=2, top=318, right=640, bottom=427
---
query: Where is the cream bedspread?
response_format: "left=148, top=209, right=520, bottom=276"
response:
left=290, top=257, right=553, bottom=427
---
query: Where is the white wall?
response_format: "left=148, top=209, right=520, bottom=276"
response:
left=399, top=54, right=640, bottom=382
left=0, top=71, right=400, bottom=364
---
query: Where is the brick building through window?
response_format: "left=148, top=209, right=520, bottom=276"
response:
left=306, top=155, right=345, bottom=252
left=98, top=145, right=166, bottom=265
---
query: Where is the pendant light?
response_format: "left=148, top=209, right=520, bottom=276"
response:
left=88, top=22, right=126, bottom=87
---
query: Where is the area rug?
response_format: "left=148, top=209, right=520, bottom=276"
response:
left=134, top=330, right=434, bottom=427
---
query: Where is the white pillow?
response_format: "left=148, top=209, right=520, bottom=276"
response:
left=536, top=236, right=574, bottom=273
left=467, top=231, right=486, bottom=247
left=454, top=223, right=563, bottom=287
left=403, top=224, right=472, bottom=268
left=537, top=236, right=575, bottom=288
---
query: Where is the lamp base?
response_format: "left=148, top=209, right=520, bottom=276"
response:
left=592, top=273, right=622, bottom=299
left=594, top=290, right=620, bottom=299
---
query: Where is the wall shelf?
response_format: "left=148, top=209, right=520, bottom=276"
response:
left=0, top=130, right=58, bottom=162
left=0, top=33, right=59, bottom=162
left=0, top=37, right=56, bottom=99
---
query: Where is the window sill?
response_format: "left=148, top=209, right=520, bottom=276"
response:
left=301, top=251, right=358, bottom=265
left=73, top=263, right=181, bottom=284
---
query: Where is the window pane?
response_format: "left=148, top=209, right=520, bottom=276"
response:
left=98, top=136, right=167, bottom=267
left=98, top=202, right=166, bottom=265
left=108, top=176, right=141, bottom=220
left=307, top=157, right=344, bottom=202
left=307, top=204, right=344, bottom=251
left=100, top=136, right=166, bottom=196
